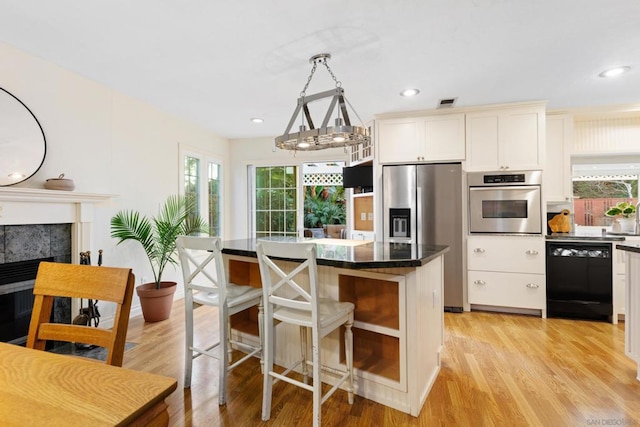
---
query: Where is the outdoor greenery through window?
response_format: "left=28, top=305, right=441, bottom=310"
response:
left=255, top=166, right=298, bottom=238
left=572, top=161, right=639, bottom=227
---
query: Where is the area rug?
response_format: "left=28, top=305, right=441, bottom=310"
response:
left=50, top=342, right=137, bottom=361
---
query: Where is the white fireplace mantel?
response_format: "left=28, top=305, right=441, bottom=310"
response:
left=0, top=187, right=117, bottom=263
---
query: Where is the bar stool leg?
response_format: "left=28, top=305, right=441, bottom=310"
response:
left=345, top=318, right=354, bottom=404
left=300, top=326, right=309, bottom=384
left=184, top=289, right=194, bottom=388
left=262, top=312, right=275, bottom=422
left=312, top=328, right=322, bottom=427
left=258, top=301, right=264, bottom=374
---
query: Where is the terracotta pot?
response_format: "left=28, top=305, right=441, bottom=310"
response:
left=136, top=281, right=177, bottom=322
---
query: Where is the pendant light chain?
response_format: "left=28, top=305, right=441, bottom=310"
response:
left=321, top=59, right=342, bottom=88
left=300, top=60, right=318, bottom=97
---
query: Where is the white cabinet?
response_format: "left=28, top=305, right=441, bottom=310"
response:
left=465, top=103, right=545, bottom=172
left=544, top=113, right=574, bottom=203
left=613, top=236, right=640, bottom=323
left=376, top=114, right=465, bottom=164
left=467, top=235, right=546, bottom=315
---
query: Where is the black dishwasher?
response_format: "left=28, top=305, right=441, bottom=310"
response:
left=546, top=241, right=612, bottom=321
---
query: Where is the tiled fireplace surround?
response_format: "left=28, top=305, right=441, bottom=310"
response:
left=0, top=187, right=113, bottom=343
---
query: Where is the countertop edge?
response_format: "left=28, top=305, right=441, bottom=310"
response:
left=222, top=244, right=450, bottom=270
left=616, top=243, right=640, bottom=254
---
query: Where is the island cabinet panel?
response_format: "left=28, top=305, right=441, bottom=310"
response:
left=228, top=259, right=261, bottom=336
left=339, top=273, right=404, bottom=385
left=222, top=251, right=445, bottom=416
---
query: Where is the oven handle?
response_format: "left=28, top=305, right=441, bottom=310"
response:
left=469, top=185, right=540, bottom=192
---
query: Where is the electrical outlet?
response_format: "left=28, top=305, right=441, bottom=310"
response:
left=360, top=212, right=367, bottom=220
left=367, top=212, right=373, bottom=220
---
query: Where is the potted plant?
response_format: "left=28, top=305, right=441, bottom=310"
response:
left=110, top=194, right=208, bottom=322
left=605, top=201, right=637, bottom=233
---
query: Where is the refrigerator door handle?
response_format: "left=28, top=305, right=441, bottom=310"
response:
left=416, top=186, right=422, bottom=245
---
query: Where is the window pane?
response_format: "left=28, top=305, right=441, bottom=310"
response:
left=271, top=189, right=284, bottom=210
left=256, top=189, right=270, bottom=210
left=256, top=168, right=270, bottom=189
left=256, top=211, right=270, bottom=233
left=270, top=167, right=285, bottom=188
left=208, top=162, right=221, bottom=236
left=285, top=212, right=297, bottom=233
left=285, top=189, right=296, bottom=210
left=271, top=211, right=284, bottom=232
left=184, top=156, right=200, bottom=217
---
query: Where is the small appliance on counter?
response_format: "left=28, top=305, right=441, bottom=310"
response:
left=548, top=209, right=571, bottom=233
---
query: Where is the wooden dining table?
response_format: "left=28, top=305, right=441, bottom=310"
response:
left=0, top=342, right=177, bottom=426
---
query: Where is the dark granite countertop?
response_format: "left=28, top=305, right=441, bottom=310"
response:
left=221, top=238, right=449, bottom=269
left=616, top=243, right=640, bottom=254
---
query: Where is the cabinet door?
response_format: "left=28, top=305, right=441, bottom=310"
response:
left=377, top=118, right=422, bottom=164
left=424, top=114, right=465, bottom=161
left=544, top=114, right=573, bottom=202
left=468, top=270, right=546, bottom=309
left=465, top=111, right=500, bottom=171
left=467, top=236, right=545, bottom=274
left=500, top=107, right=544, bottom=170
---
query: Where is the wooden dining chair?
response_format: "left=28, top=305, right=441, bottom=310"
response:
left=256, top=240, right=354, bottom=427
left=26, top=261, right=135, bottom=367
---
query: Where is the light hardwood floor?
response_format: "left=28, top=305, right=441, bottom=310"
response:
left=123, top=300, right=640, bottom=426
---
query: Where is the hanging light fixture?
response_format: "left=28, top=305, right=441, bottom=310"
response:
left=275, top=53, right=371, bottom=151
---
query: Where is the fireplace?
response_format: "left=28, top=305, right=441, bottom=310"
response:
left=0, top=187, right=114, bottom=343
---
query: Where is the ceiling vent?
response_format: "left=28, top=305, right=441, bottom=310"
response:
left=437, top=98, right=457, bottom=109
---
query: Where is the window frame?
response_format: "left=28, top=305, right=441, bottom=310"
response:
left=179, top=143, right=224, bottom=238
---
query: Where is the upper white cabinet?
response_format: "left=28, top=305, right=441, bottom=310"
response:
left=465, top=103, right=545, bottom=172
left=376, top=113, right=465, bottom=164
left=349, top=121, right=374, bottom=165
left=544, top=113, right=574, bottom=203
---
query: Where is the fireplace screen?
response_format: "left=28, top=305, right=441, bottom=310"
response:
left=0, top=257, right=53, bottom=344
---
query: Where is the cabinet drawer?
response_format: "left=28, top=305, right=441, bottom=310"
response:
left=467, top=236, right=544, bottom=274
left=468, top=271, right=545, bottom=309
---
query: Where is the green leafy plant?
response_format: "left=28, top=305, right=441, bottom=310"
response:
left=605, top=201, right=636, bottom=218
left=303, top=185, right=346, bottom=228
left=110, top=195, right=208, bottom=289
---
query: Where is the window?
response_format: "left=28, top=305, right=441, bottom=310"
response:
left=253, top=166, right=298, bottom=238
left=572, top=157, right=639, bottom=227
left=249, top=162, right=346, bottom=239
left=180, top=145, right=222, bottom=237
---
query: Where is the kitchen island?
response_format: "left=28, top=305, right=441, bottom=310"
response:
left=616, top=242, right=640, bottom=381
left=221, top=238, right=449, bottom=416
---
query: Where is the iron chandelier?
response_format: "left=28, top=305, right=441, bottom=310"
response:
left=275, top=53, right=371, bottom=151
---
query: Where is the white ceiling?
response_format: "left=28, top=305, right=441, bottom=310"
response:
left=1, top=1, right=639, bottom=140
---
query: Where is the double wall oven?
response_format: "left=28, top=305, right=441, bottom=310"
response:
left=467, top=170, right=542, bottom=235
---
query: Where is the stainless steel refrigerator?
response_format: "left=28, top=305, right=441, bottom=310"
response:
left=382, top=163, right=464, bottom=311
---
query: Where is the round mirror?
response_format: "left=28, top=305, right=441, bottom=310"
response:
left=0, top=87, right=46, bottom=186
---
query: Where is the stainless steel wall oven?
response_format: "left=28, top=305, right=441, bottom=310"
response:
left=468, top=170, right=542, bottom=234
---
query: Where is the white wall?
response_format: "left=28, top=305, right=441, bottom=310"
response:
left=0, top=41, right=229, bottom=320
left=228, top=137, right=349, bottom=239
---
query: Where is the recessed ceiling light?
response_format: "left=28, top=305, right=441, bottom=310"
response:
left=599, top=66, right=631, bottom=78
left=400, top=88, right=420, bottom=97
left=250, top=117, right=264, bottom=123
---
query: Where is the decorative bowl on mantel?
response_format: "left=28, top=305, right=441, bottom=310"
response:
left=44, top=174, right=75, bottom=191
